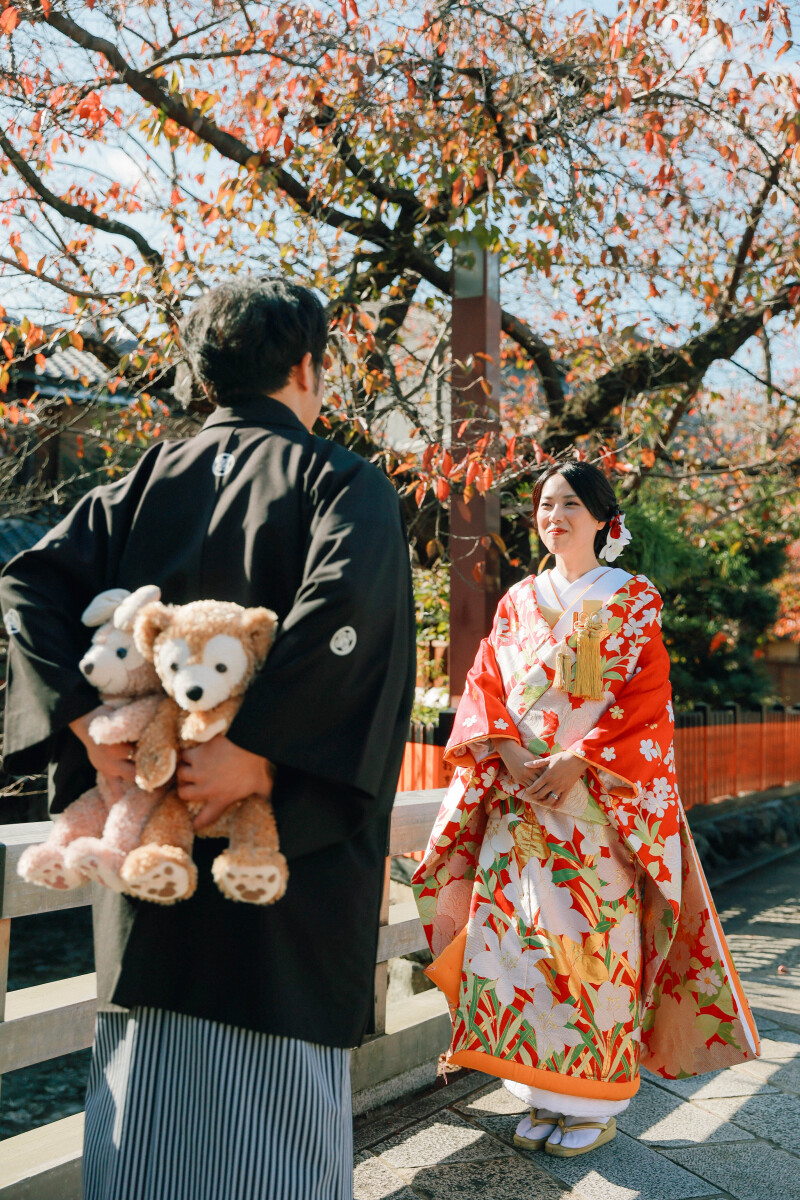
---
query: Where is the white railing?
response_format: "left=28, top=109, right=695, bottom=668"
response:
left=0, top=789, right=446, bottom=1200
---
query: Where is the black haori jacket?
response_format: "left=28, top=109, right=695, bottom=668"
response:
left=0, top=397, right=415, bottom=1048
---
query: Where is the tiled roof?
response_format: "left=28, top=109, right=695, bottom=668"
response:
left=34, top=345, right=113, bottom=387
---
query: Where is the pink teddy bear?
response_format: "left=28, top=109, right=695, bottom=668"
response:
left=17, top=585, right=167, bottom=892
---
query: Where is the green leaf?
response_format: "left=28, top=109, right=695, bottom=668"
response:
left=694, top=1013, right=721, bottom=1042
left=527, top=736, right=549, bottom=755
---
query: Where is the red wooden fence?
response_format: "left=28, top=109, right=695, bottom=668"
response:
left=399, top=707, right=800, bottom=808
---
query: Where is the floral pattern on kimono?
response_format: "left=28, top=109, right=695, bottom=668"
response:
left=413, top=573, right=759, bottom=1094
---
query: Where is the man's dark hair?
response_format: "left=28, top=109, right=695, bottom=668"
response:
left=532, top=460, right=620, bottom=557
left=178, top=276, right=327, bottom=405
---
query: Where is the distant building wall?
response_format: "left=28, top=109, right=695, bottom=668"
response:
left=765, top=641, right=800, bottom=705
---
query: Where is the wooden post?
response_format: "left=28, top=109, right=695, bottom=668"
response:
left=449, top=234, right=503, bottom=703
left=725, top=702, right=740, bottom=797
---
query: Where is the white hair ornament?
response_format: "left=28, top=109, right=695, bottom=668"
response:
left=599, top=512, right=631, bottom=562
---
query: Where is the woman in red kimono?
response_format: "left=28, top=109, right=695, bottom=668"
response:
left=413, top=461, right=759, bottom=1158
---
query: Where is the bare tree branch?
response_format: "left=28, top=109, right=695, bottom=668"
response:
left=540, top=284, right=800, bottom=451
left=0, top=128, right=167, bottom=277
left=718, top=151, right=784, bottom=321
left=500, top=309, right=565, bottom=415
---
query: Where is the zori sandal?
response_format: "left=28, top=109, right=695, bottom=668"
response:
left=544, top=1116, right=617, bottom=1157
left=513, top=1109, right=560, bottom=1150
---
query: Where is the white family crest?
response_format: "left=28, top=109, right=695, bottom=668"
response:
left=3, top=608, right=20, bottom=636
left=330, top=626, right=357, bottom=656
left=212, top=453, right=236, bottom=478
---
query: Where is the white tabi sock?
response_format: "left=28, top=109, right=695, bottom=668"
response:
left=546, top=1112, right=610, bottom=1150
left=514, top=1107, right=559, bottom=1143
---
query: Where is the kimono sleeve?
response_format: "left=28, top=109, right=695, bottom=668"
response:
left=568, top=601, right=674, bottom=800
left=226, top=460, right=416, bottom=799
left=0, top=449, right=159, bottom=778
left=444, top=591, right=521, bottom=768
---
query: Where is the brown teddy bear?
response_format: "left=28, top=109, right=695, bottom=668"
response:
left=18, top=585, right=166, bottom=892
left=116, top=598, right=289, bottom=907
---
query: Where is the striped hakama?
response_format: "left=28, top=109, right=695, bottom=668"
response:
left=83, top=1007, right=353, bottom=1200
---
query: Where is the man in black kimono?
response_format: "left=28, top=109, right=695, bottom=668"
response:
left=1, top=278, right=416, bottom=1200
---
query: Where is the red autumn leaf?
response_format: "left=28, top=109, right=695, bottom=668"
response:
left=0, top=7, right=20, bottom=34
left=435, top=477, right=450, bottom=501
left=540, top=710, right=559, bottom=740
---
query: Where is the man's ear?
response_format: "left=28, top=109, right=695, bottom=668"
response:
left=133, top=602, right=173, bottom=662
left=240, top=608, right=279, bottom=668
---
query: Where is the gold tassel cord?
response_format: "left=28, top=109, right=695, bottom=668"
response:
left=553, top=644, right=573, bottom=693
left=573, top=610, right=607, bottom=701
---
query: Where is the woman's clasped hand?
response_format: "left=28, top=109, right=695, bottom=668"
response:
left=495, top=739, right=586, bottom=806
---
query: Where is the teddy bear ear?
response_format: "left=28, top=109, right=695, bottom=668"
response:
left=113, top=585, right=162, bottom=633
left=240, top=608, right=279, bottom=668
left=81, top=589, right=132, bottom=628
left=133, top=601, right=173, bottom=661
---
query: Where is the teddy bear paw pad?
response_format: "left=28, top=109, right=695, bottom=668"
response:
left=122, top=858, right=197, bottom=904
left=38, top=866, right=73, bottom=890
left=19, top=850, right=86, bottom=890
left=214, top=861, right=287, bottom=905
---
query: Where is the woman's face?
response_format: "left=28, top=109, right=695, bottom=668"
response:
left=536, top=473, right=606, bottom=559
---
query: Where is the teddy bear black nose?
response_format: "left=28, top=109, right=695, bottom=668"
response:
left=186, top=685, right=204, bottom=702
left=84, top=662, right=94, bottom=675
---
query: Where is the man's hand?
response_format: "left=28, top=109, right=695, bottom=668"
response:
left=523, top=751, right=586, bottom=805
left=177, top=735, right=274, bottom=831
left=69, top=706, right=136, bottom=783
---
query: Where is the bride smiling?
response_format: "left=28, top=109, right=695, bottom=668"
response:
left=413, top=459, right=759, bottom=1159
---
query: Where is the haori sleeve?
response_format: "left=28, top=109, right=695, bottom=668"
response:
left=0, top=452, right=160, bottom=777
left=444, top=592, right=521, bottom=768
left=226, top=458, right=416, bottom=801
left=567, top=593, right=674, bottom=800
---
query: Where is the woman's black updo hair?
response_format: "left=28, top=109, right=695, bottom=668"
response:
left=532, top=461, right=621, bottom=559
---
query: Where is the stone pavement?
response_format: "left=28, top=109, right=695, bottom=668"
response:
left=353, top=852, right=800, bottom=1200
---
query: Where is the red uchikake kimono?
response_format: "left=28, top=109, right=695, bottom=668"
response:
left=413, top=572, right=759, bottom=1106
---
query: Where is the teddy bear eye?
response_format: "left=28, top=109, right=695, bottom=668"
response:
left=170, top=662, right=179, bottom=672
left=116, top=647, right=128, bottom=659
left=215, top=663, right=228, bottom=673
